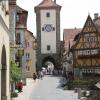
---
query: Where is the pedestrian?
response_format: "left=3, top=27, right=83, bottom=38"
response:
left=33, top=73, right=37, bottom=81
left=40, top=71, right=43, bottom=80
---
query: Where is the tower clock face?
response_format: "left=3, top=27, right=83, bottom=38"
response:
left=44, top=24, right=53, bottom=32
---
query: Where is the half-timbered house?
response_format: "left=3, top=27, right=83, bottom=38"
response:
left=72, top=15, right=100, bottom=81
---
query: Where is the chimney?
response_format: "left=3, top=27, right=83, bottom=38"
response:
left=94, top=13, right=99, bottom=19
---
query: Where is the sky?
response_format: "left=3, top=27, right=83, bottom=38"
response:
left=17, top=0, right=100, bottom=40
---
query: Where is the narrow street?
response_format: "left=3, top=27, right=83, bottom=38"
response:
left=29, top=75, right=79, bottom=100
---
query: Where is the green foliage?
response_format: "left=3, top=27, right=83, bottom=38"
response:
left=63, top=79, right=97, bottom=90
left=10, top=60, right=21, bottom=82
left=11, top=92, right=18, bottom=98
left=72, top=79, right=96, bottom=86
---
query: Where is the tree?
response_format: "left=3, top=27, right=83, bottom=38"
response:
left=10, top=60, right=21, bottom=82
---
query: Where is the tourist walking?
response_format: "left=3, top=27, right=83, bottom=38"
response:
left=40, top=71, right=44, bottom=80
left=33, top=73, right=37, bottom=82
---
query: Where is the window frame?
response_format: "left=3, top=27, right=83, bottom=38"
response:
left=47, top=45, right=51, bottom=51
left=46, top=12, right=50, bottom=18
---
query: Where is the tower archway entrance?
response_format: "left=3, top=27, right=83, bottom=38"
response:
left=42, top=56, right=55, bottom=75
left=1, top=45, right=7, bottom=100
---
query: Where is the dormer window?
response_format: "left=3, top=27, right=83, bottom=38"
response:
left=46, top=12, right=50, bottom=17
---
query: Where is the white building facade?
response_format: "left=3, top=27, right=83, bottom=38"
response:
left=35, top=0, right=61, bottom=70
left=0, top=1, right=10, bottom=100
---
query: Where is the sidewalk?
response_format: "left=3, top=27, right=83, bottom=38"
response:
left=12, top=78, right=38, bottom=100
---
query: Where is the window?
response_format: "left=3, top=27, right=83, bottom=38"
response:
left=27, top=66, right=30, bottom=71
left=26, top=53, right=30, bottom=58
left=46, top=12, right=50, bottom=17
left=28, top=53, right=30, bottom=58
left=27, top=42, right=30, bottom=47
left=16, top=33, right=20, bottom=44
left=42, top=27, right=44, bottom=31
left=26, top=53, right=27, bottom=57
left=26, top=66, right=30, bottom=71
left=85, top=36, right=96, bottom=42
left=87, top=50, right=90, bottom=55
left=91, top=50, right=98, bottom=55
left=16, top=15, right=20, bottom=22
left=47, top=45, right=50, bottom=51
left=53, top=27, right=55, bottom=31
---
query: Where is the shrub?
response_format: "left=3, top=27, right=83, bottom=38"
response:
left=72, top=79, right=96, bottom=89
left=11, top=92, right=18, bottom=98
left=10, top=60, right=21, bottom=82
left=73, top=79, right=96, bottom=85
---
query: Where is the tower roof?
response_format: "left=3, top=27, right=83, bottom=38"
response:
left=35, top=0, right=61, bottom=8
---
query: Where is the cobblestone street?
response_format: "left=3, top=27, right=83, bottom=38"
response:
left=29, top=75, right=79, bottom=100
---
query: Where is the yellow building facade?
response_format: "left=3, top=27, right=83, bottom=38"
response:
left=0, top=1, right=10, bottom=100
left=25, top=30, right=36, bottom=78
left=72, top=15, right=100, bottom=81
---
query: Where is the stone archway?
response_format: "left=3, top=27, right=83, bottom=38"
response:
left=1, top=45, right=7, bottom=100
left=42, top=56, right=55, bottom=74
left=42, top=56, right=55, bottom=68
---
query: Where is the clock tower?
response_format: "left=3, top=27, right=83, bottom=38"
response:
left=35, top=0, right=61, bottom=70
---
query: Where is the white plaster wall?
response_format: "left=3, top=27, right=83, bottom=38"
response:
left=25, top=31, right=36, bottom=77
left=0, top=1, right=9, bottom=28
left=16, top=29, right=26, bottom=82
left=41, top=9, right=56, bottom=54
left=31, top=48, right=36, bottom=75
left=0, top=65, right=1, bottom=100
left=0, top=24, right=10, bottom=100
left=0, top=1, right=10, bottom=100
left=5, top=31, right=10, bottom=100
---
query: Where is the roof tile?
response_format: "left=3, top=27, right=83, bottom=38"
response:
left=63, top=28, right=82, bottom=50
left=35, top=0, right=61, bottom=8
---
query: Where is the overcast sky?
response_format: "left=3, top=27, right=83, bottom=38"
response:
left=17, top=0, right=100, bottom=40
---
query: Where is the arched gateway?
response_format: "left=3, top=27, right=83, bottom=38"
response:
left=35, top=0, right=62, bottom=71
left=1, top=45, right=7, bottom=100
left=42, top=56, right=55, bottom=68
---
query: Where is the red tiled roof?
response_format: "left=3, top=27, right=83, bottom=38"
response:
left=94, top=17, right=100, bottom=33
left=94, top=16, right=100, bottom=26
left=63, top=28, right=82, bottom=50
left=35, top=0, right=61, bottom=8
left=26, top=30, right=35, bottom=39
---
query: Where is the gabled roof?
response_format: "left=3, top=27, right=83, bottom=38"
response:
left=94, top=16, right=100, bottom=33
left=35, top=0, right=61, bottom=8
left=94, top=16, right=100, bottom=25
left=16, top=5, right=28, bottom=13
left=26, top=30, right=36, bottom=39
left=72, top=15, right=100, bottom=49
left=95, top=23, right=100, bottom=33
left=74, top=15, right=100, bottom=41
left=81, top=15, right=96, bottom=33
left=63, top=28, right=82, bottom=50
